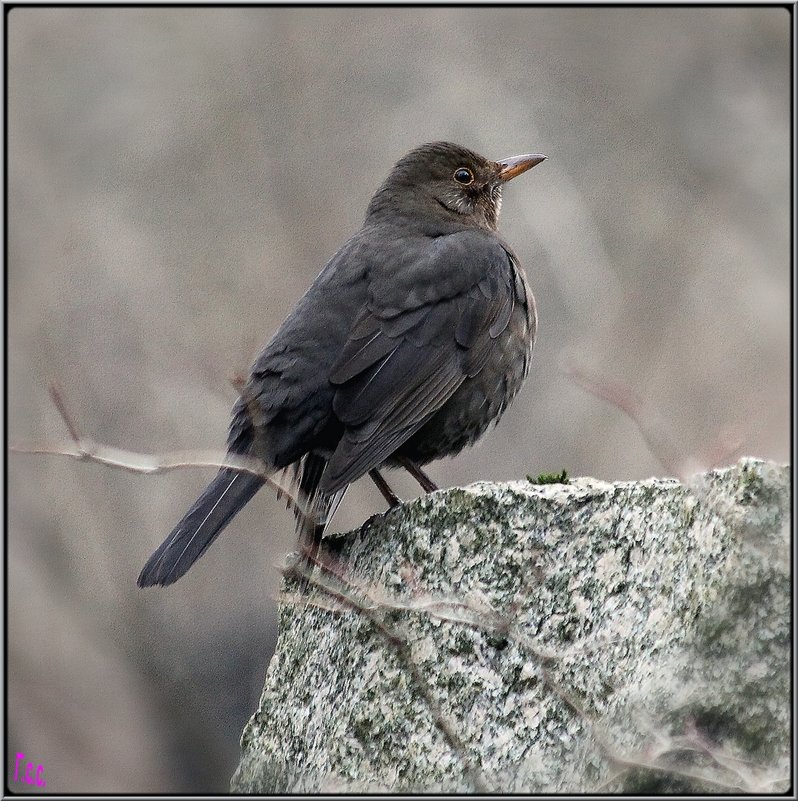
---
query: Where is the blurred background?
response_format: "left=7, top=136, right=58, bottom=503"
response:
left=7, top=7, right=790, bottom=793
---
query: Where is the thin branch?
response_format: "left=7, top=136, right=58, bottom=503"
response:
left=11, top=383, right=312, bottom=521
left=48, top=380, right=83, bottom=443
left=562, top=363, right=745, bottom=480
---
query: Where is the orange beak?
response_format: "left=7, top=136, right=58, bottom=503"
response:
left=497, top=153, right=546, bottom=182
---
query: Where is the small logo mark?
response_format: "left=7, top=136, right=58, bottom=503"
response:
left=12, top=752, right=46, bottom=788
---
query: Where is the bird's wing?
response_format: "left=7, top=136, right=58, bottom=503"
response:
left=321, top=231, right=520, bottom=493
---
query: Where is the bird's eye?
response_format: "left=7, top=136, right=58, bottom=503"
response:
left=453, top=167, right=474, bottom=185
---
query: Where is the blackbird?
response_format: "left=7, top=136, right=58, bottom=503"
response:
left=138, top=142, right=544, bottom=587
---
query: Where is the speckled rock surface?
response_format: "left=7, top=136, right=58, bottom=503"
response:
left=231, top=459, right=789, bottom=793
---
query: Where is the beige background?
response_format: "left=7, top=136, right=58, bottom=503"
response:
left=8, top=7, right=790, bottom=792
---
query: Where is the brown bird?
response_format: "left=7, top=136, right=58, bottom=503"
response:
left=138, top=142, right=544, bottom=587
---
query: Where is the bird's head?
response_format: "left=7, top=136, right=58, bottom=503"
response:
left=366, top=142, right=545, bottom=232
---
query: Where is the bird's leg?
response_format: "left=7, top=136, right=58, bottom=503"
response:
left=290, top=521, right=321, bottom=592
left=368, top=469, right=402, bottom=508
left=397, top=456, right=439, bottom=493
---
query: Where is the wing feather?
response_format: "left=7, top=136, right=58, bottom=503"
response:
left=321, top=233, right=522, bottom=493
left=322, top=362, right=464, bottom=491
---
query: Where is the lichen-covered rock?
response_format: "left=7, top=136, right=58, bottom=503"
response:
left=231, top=459, right=789, bottom=793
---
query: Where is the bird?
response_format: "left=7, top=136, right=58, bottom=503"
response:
left=137, top=141, right=545, bottom=587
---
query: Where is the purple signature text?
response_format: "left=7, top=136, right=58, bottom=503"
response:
left=12, top=752, right=46, bottom=788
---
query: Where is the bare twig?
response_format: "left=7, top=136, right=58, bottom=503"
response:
left=229, top=372, right=248, bottom=395
left=11, top=382, right=312, bottom=521
left=562, top=363, right=744, bottom=480
left=48, top=380, right=83, bottom=443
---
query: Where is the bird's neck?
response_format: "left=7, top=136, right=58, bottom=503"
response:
left=365, top=185, right=496, bottom=236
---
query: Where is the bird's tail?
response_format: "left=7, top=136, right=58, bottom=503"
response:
left=137, top=467, right=264, bottom=587
left=279, top=452, right=347, bottom=566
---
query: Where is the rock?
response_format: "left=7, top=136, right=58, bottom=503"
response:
left=231, top=458, right=790, bottom=793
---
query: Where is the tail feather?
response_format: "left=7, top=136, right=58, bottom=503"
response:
left=282, top=453, right=346, bottom=562
left=138, top=467, right=264, bottom=587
